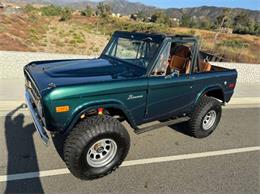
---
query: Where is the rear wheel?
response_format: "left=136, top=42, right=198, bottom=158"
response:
left=188, top=96, right=222, bottom=138
left=64, top=115, right=130, bottom=180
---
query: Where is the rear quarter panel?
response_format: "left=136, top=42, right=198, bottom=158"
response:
left=191, top=69, right=238, bottom=105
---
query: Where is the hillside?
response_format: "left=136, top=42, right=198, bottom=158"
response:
left=6, top=0, right=260, bottom=22
left=0, top=8, right=259, bottom=63
left=166, top=6, right=260, bottom=23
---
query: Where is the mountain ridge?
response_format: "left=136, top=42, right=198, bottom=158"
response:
left=5, top=0, right=260, bottom=22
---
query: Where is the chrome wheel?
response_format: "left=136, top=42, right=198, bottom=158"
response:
left=86, top=138, right=117, bottom=168
left=202, top=110, right=217, bottom=130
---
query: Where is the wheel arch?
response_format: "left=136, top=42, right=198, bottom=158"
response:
left=63, top=101, right=137, bottom=135
left=195, top=86, right=225, bottom=106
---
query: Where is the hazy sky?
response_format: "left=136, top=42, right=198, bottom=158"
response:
left=127, top=0, right=260, bottom=10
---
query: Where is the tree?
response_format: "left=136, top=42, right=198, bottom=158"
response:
left=136, top=10, right=146, bottom=20
left=189, top=17, right=197, bottom=28
left=216, top=15, right=228, bottom=27
left=255, top=23, right=260, bottom=35
left=81, top=5, right=94, bottom=17
left=198, top=18, right=212, bottom=30
left=213, top=9, right=231, bottom=45
left=150, top=11, right=169, bottom=24
left=59, top=8, right=72, bottom=21
left=96, top=2, right=111, bottom=18
left=130, top=14, right=137, bottom=21
left=23, top=4, right=36, bottom=13
left=233, top=11, right=259, bottom=35
left=180, top=14, right=191, bottom=27
left=214, top=9, right=232, bottom=29
left=40, top=5, right=63, bottom=16
left=233, top=12, right=250, bottom=27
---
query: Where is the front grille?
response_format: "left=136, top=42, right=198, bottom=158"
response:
left=24, top=70, right=46, bottom=126
left=24, top=70, right=40, bottom=101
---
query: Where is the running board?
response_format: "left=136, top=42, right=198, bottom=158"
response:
left=134, top=116, right=190, bottom=134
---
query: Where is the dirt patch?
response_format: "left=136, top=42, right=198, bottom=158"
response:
left=0, top=13, right=259, bottom=63
left=0, top=33, right=30, bottom=51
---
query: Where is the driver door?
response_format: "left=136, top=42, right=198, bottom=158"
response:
left=145, top=41, right=196, bottom=122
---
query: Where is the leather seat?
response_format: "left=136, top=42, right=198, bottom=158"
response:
left=168, top=45, right=191, bottom=74
left=199, top=60, right=212, bottom=72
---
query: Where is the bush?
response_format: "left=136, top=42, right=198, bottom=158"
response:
left=40, top=5, right=63, bottom=16
left=217, top=40, right=249, bottom=49
left=59, top=8, right=72, bottom=21
left=23, top=4, right=36, bottom=13
left=150, top=11, right=169, bottom=24
left=81, top=5, right=94, bottom=17
left=96, top=2, right=111, bottom=18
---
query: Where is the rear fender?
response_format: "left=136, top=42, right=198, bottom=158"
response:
left=194, top=85, right=224, bottom=108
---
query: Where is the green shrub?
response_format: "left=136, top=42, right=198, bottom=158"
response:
left=40, top=5, right=63, bottom=16
left=81, top=5, right=94, bottom=17
left=217, top=40, right=249, bottom=49
left=188, top=29, right=196, bottom=35
left=59, top=8, right=72, bottom=21
left=0, top=24, right=6, bottom=33
left=23, top=4, right=36, bottom=13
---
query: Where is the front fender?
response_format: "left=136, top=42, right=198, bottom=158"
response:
left=62, top=99, right=137, bottom=135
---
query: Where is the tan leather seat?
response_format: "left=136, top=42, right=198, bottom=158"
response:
left=199, top=60, right=212, bottom=72
left=168, top=45, right=191, bottom=74
left=185, top=61, right=191, bottom=74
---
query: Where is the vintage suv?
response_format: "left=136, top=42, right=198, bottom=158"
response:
left=24, top=31, right=237, bottom=180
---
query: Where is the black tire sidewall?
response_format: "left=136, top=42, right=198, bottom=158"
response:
left=64, top=116, right=130, bottom=180
left=191, top=97, right=222, bottom=138
left=199, top=103, right=222, bottom=135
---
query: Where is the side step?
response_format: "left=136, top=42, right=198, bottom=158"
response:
left=134, top=116, right=190, bottom=134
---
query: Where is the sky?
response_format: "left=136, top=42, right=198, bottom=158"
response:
left=127, top=0, right=260, bottom=11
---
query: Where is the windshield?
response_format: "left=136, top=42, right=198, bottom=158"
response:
left=104, top=36, right=161, bottom=69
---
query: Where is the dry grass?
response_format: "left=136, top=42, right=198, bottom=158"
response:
left=34, top=17, right=108, bottom=55
left=0, top=13, right=259, bottom=63
left=171, top=27, right=260, bottom=63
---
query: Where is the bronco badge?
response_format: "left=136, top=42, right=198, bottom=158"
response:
left=127, top=94, right=144, bottom=100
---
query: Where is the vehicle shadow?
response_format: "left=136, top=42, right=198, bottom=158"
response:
left=168, top=122, right=193, bottom=137
left=52, top=133, right=66, bottom=161
left=4, top=104, right=44, bottom=193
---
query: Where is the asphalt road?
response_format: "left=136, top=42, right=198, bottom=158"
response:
left=0, top=105, right=259, bottom=193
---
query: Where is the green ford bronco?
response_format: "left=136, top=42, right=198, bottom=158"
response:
left=24, top=31, right=237, bottom=180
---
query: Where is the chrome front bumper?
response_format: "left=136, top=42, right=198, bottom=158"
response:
left=25, top=90, right=49, bottom=144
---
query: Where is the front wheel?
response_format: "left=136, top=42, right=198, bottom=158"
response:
left=187, top=96, right=222, bottom=138
left=64, top=115, right=130, bottom=180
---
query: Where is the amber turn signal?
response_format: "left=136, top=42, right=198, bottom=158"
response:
left=56, top=105, right=70, bottom=113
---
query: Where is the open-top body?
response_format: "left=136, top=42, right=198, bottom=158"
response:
left=24, top=31, right=237, bottom=180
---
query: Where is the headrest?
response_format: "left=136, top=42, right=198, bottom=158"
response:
left=171, top=45, right=191, bottom=58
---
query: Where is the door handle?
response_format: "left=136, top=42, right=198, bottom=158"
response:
left=165, top=70, right=180, bottom=79
left=164, top=75, right=172, bottom=79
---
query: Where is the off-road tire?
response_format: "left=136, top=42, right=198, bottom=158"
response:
left=64, top=115, right=130, bottom=180
left=188, top=96, right=222, bottom=138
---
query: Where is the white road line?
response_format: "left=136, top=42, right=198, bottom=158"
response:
left=0, top=146, right=259, bottom=183
left=122, top=146, right=260, bottom=167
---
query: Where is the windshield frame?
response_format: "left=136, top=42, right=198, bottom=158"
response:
left=101, top=31, right=165, bottom=75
